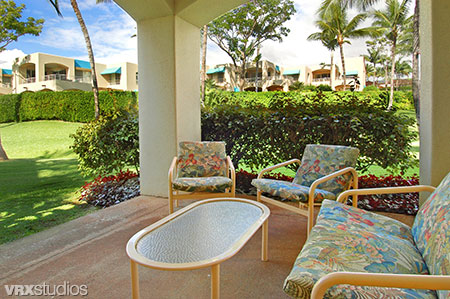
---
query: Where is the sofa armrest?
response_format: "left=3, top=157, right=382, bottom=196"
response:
left=336, top=185, right=436, bottom=206
left=227, top=156, right=236, bottom=195
left=257, top=159, right=301, bottom=179
left=311, top=272, right=450, bottom=299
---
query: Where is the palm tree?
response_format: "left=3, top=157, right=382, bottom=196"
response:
left=372, top=0, right=411, bottom=110
left=200, top=25, right=208, bottom=107
left=48, top=0, right=110, bottom=119
left=307, top=30, right=338, bottom=89
left=314, top=1, right=374, bottom=90
left=365, top=63, right=375, bottom=85
left=363, top=40, right=382, bottom=87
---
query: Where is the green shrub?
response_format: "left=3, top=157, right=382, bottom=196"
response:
left=0, top=94, right=22, bottom=122
left=70, top=109, right=140, bottom=177
left=363, top=85, right=379, bottom=92
left=202, top=92, right=417, bottom=173
left=316, top=84, right=332, bottom=91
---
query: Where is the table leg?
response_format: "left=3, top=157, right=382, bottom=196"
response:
left=262, top=219, right=268, bottom=261
left=130, top=260, right=140, bottom=299
left=211, top=264, right=220, bottom=299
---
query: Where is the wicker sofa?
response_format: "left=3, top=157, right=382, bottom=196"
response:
left=283, top=172, right=450, bottom=298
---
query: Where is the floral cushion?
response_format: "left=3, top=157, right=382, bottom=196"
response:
left=172, top=177, right=232, bottom=193
left=293, top=144, right=359, bottom=195
left=283, top=200, right=435, bottom=299
left=177, top=141, right=227, bottom=178
left=251, top=179, right=336, bottom=203
left=412, top=172, right=450, bottom=299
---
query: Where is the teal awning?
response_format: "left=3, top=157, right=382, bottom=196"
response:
left=206, top=66, right=225, bottom=74
left=2, top=69, right=12, bottom=75
left=75, top=59, right=91, bottom=69
left=282, top=70, right=300, bottom=75
left=275, top=65, right=280, bottom=72
left=101, top=67, right=122, bottom=75
left=346, top=70, right=358, bottom=76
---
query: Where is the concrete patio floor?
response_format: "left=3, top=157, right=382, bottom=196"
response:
left=0, top=196, right=310, bottom=298
left=0, top=196, right=414, bottom=298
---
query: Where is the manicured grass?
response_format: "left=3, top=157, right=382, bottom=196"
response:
left=0, top=121, right=95, bottom=244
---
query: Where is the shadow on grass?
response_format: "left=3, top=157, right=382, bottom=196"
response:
left=0, top=156, right=96, bottom=244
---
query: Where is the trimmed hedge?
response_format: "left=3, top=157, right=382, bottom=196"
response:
left=202, top=91, right=417, bottom=173
left=0, top=94, right=22, bottom=122
left=0, top=90, right=137, bottom=123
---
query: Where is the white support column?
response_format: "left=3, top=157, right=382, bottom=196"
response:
left=137, top=16, right=201, bottom=196
left=419, top=0, right=450, bottom=203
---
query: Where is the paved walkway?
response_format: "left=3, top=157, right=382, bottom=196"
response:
left=0, top=196, right=311, bottom=298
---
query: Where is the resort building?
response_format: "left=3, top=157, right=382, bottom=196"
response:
left=11, top=52, right=138, bottom=93
left=0, top=68, right=13, bottom=95
left=207, top=56, right=366, bottom=92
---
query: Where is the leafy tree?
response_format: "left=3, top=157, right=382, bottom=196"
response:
left=207, top=0, right=296, bottom=91
left=48, top=0, right=111, bottom=119
left=314, top=1, right=375, bottom=90
left=0, top=1, right=44, bottom=52
left=394, top=60, right=412, bottom=89
left=372, top=0, right=411, bottom=110
left=307, top=30, right=338, bottom=89
left=289, top=81, right=304, bottom=91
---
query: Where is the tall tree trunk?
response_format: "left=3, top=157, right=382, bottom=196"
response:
left=200, top=25, right=208, bottom=106
left=412, top=0, right=420, bottom=124
left=384, top=65, right=388, bottom=92
left=255, top=47, right=260, bottom=92
left=373, top=62, right=377, bottom=87
left=0, top=134, right=8, bottom=160
left=330, top=50, right=334, bottom=88
left=71, top=0, right=99, bottom=119
left=388, top=41, right=397, bottom=110
left=339, top=42, right=346, bottom=91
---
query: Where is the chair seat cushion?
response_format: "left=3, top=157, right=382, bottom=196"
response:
left=173, top=176, right=232, bottom=193
left=283, top=200, right=435, bottom=299
left=251, top=178, right=336, bottom=203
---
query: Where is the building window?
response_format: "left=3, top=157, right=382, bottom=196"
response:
left=217, top=72, right=224, bottom=83
left=109, top=73, right=121, bottom=85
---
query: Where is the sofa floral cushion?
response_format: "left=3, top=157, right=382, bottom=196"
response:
left=283, top=200, right=435, bottom=299
left=251, top=179, right=336, bottom=203
left=293, top=144, right=359, bottom=195
left=177, top=141, right=227, bottom=178
left=172, top=177, right=232, bottom=193
left=412, top=172, right=450, bottom=299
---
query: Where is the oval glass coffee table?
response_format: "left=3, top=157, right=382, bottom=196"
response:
left=126, top=198, right=270, bottom=299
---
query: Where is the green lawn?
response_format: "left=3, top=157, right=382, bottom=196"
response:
left=0, top=121, right=95, bottom=244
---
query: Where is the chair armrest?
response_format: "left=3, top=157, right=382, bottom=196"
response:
left=336, top=185, right=436, bottom=205
left=257, top=159, right=301, bottom=179
left=308, top=167, right=358, bottom=208
left=311, top=272, right=450, bottom=299
left=168, top=157, right=177, bottom=183
left=227, top=156, right=236, bottom=194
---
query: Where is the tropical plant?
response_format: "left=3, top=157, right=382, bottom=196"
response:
left=372, top=0, right=412, bottom=110
left=314, top=1, right=375, bottom=90
left=289, top=81, right=305, bottom=91
left=48, top=0, right=111, bottom=119
left=307, top=29, right=338, bottom=89
left=0, top=1, right=44, bottom=52
left=207, top=0, right=296, bottom=91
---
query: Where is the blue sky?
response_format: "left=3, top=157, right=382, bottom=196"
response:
left=0, top=0, right=413, bottom=70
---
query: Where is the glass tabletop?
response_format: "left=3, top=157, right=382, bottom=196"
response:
left=136, top=200, right=264, bottom=264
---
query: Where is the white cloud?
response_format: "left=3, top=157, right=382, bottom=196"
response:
left=0, top=49, right=27, bottom=69
left=206, top=0, right=414, bottom=68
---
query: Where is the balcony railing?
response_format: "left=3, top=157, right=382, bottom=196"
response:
left=312, top=77, right=331, bottom=82
left=24, top=77, right=36, bottom=84
left=44, top=74, right=70, bottom=81
left=1, top=82, right=12, bottom=88
left=74, top=76, right=92, bottom=84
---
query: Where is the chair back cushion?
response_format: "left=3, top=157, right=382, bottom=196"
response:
left=177, top=141, right=227, bottom=178
left=293, top=144, right=359, bottom=195
left=412, top=171, right=450, bottom=299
